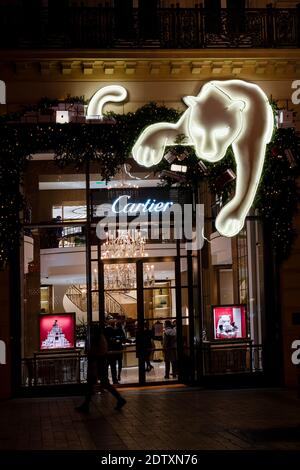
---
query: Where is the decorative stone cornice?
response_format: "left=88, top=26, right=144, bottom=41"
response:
left=1, top=49, right=300, bottom=81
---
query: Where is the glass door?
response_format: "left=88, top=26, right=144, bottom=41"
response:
left=99, top=257, right=183, bottom=386
left=93, top=242, right=195, bottom=386
left=142, top=259, right=179, bottom=384
left=102, top=259, right=139, bottom=386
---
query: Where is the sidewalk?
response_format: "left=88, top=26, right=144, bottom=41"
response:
left=1, top=387, right=300, bottom=450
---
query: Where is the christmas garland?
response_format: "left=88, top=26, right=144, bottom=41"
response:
left=0, top=102, right=299, bottom=268
left=255, top=127, right=300, bottom=259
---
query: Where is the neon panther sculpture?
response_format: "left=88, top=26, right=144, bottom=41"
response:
left=132, top=80, right=274, bottom=237
left=87, top=80, right=273, bottom=237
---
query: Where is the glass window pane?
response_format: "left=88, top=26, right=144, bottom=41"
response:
left=22, top=228, right=87, bottom=372
left=219, top=269, right=234, bottom=304
left=143, top=261, right=175, bottom=287
left=104, top=263, right=136, bottom=290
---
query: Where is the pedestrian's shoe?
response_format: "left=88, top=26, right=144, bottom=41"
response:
left=115, top=398, right=127, bottom=410
left=75, top=402, right=90, bottom=413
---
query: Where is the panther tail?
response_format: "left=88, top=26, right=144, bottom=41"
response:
left=86, top=85, right=127, bottom=119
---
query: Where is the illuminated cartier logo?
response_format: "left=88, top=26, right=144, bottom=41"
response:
left=131, top=79, right=274, bottom=238
left=111, top=195, right=173, bottom=214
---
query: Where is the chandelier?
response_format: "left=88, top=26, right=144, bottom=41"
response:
left=144, top=264, right=155, bottom=287
left=101, top=229, right=146, bottom=259
left=103, top=263, right=136, bottom=290
left=101, top=229, right=147, bottom=290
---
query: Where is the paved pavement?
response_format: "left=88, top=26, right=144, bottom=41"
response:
left=1, top=387, right=300, bottom=450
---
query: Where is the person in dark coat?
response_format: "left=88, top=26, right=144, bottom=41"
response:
left=114, top=321, right=126, bottom=382
left=76, top=322, right=126, bottom=413
left=135, top=321, right=154, bottom=372
left=104, top=322, right=119, bottom=384
left=163, top=320, right=177, bottom=379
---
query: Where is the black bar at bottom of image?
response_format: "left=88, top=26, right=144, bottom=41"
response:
left=1, top=450, right=300, bottom=468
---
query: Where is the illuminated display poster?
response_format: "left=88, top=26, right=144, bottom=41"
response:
left=39, top=314, right=75, bottom=350
left=213, top=305, right=246, bottom=340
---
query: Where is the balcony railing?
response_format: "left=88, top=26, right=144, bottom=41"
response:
left=0, top=6, right=299, bottom=49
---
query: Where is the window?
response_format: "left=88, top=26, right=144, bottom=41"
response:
left=114, top=0, right=134, bottom=39
left=219, top=268, right=234, bottom=304
left=204, top=0, right=221, bottom=34
left=227, top=0, right=246, bottom=34
left=139, top=0, right=158, bottom=39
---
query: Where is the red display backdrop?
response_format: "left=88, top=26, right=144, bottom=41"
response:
left=213, top=305, right=246, bottom=340
left=39, top=314, right=75, bottom=350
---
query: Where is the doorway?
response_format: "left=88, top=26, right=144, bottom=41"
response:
left=90, top=234, right=193, bottom=386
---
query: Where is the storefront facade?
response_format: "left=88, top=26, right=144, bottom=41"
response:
left=19, top=155, right=268, bottom=389
left=1, top=3, right=300, bottom=396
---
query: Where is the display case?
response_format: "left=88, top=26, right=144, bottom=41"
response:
left=39, top=313, right=75, bottom=350
left=40, top=285, right=52, bottom=313
left=201, top=305, right=250, bottom=374
left=212, top=305, right=247, bottom=340
left=144, top=281, right=172, bottom=319
left=148, top=281, right=171, bottom=319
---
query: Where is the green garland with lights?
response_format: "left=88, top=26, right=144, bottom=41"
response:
left=0, top=101, right=299, bottom=268
left=255, top=127, right=300, bottom=259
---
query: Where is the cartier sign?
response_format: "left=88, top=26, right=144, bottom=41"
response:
left=111, top=195, right=173, bottom=215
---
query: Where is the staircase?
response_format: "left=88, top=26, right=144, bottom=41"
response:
left=64, top=285, right=126, bottom=319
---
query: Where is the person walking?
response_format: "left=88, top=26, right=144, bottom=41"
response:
left=163, top=320, right=177, bottom=379
left=76, top=322, right=126, bottom=413
left=104, top=321, right=119, bottom=384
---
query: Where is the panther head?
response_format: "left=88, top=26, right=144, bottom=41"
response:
left=183, top=84, right=245, bottom=162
